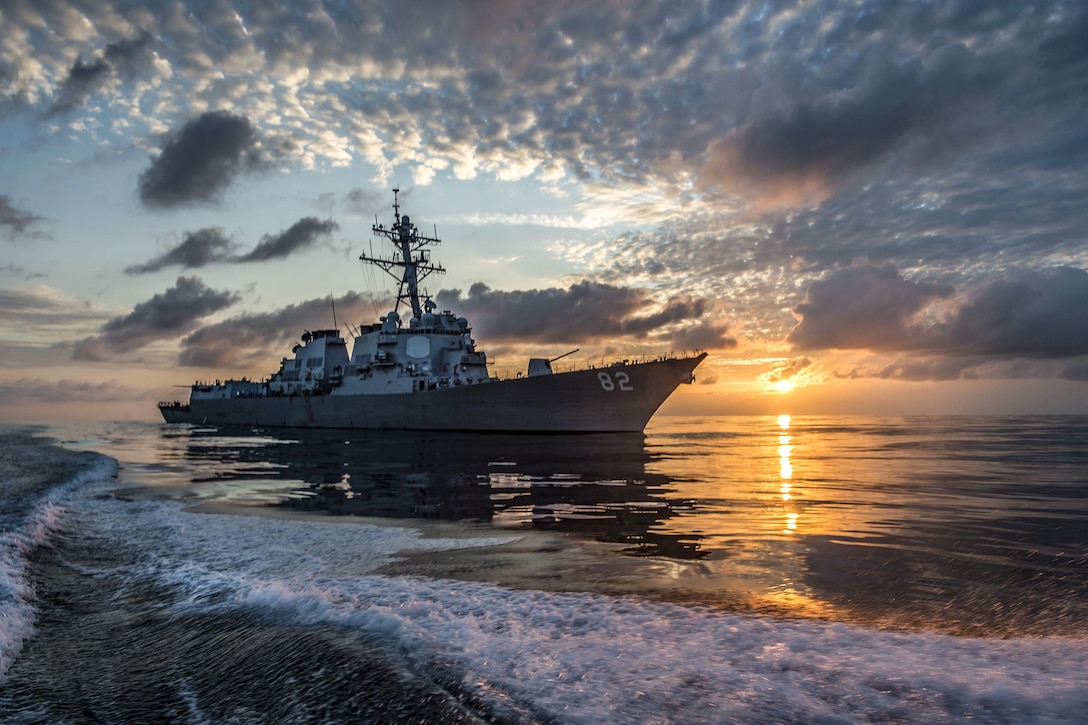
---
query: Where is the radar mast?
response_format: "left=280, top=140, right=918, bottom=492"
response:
left=360, top=188, right=445, bottom=319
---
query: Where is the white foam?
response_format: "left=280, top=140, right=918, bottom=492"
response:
left=0, top=454, right=118, bottom=682
left=64, top=480, right=1088, bottom=723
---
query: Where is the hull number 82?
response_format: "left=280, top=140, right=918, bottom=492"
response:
left=597, top=371, right=634, bottom=391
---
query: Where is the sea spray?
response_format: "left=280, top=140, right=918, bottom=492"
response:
left=0, top=431, right=117, bottom=682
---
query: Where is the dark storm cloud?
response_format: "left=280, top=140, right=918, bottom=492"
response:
left=178, top=291, right=376, bottom=368
left=125, top=227, right=235, bottom=274
left=0, top=196, right=46, bottom=240
left=138, top=112, right=270, bottom=208
left=72, top=276, right=239, bottom=360
left=791, top=265, right=1088, bottom=363
left=436, top=281, right=717, bottom=345
left=233, top=218, right=339, bottom=263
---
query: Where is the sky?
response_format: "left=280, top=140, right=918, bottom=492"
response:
left=2, top=0, right=1088, bottom=422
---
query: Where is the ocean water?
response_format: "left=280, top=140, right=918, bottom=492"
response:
left=1, top=415, right=1087, bottom=723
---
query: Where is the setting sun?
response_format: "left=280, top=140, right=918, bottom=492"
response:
left=772, top=379, right=796, bottom=393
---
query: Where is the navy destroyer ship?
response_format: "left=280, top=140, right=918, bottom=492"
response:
left=159, top=191, right=706, bottom=431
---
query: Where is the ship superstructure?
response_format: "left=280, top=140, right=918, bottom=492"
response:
left=160, top=191, right=706, bottom=431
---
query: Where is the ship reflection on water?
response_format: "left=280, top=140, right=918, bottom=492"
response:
left=178, top=427, right=707, bottom=559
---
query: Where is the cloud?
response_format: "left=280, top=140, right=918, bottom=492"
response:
left=5, top=2, right=1083, bottom=220
left=1060, top=359, right=1088, bottom=381
left=2, top=2, right=1081, bottom=197
left=0, top=284, right=112, bottom=336
left=125, top=227, right=236, bottom=274
left=667, top=319, right=737, bottom=352
left=178, top=291, right=377, bottom=368
left=939, top=266, right=1088, bottom=358
left=0, top=377, right=139, bottom=404
left=72, top=276, right=239, bottom=360
left=100, top=30, right=158, bottom=78
left=758, top=357, right=814, bottom=383
left=137, top=112, right=272, bottom=208
left=0, top=196, right=47, bottom=240
left=788, top=265, right=953, bottom=351
left=125, top=218, right=340, bottom=273
left=834, top=356, right=1081, bottom=383
left=0, top=285, right=76, bottom=314
left=437, top=280, right=722, bottom=346
left=233, top=218, right=339, bottom=263
left=343, top=188, right=382, bottom=216
left=46, top=31, right=155, bottom=116
left=47, top=57, right=110, bottom=117
left=699, top=44, right=1006, bottom=208
left=792, top=265, right=1088, bottom=363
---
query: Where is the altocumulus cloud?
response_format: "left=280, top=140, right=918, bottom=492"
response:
left=72, top=276, right=239, bottom=360
left=3, top=1, right=1084, bottom=204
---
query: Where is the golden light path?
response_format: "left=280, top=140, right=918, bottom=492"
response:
left=778, top=414, right=794, bottom=529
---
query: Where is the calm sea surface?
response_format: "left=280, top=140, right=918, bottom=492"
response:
left=2, top=415, right=1087, bottom=723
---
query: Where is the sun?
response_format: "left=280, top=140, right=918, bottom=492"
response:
left=772, top=379, right=795, bottom=393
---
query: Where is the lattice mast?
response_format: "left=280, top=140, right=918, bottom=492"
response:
left=359, top=188, right=445, bottom=320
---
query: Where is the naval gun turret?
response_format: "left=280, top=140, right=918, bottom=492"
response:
left=527, top=348, right=580, bottom=377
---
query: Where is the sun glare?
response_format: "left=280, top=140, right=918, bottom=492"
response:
left=772, top=379, right=795, bottom=393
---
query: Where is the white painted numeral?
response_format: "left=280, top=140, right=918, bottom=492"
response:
left=597, top=371, right=634, bottom=392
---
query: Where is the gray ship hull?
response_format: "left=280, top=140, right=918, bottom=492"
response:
left=160, top=353, right=706, bottom=432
